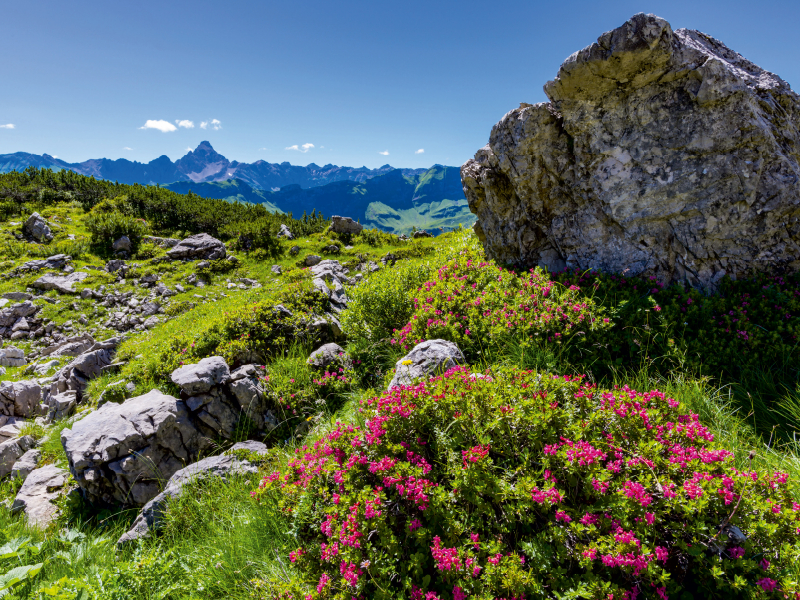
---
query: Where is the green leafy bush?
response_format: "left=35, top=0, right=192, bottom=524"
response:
left=85, top=209, right=150, bottom=254
left=253, top=366, right=800, bottom=599
left=342, top=260, right=435, bottom=346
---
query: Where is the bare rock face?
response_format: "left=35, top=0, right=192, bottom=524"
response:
left=461, top=13, right=800, bottom=287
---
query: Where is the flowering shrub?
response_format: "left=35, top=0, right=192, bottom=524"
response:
left=252, top=367, right=800, bottom=599
left=392, top=246, right=610, bottom=355
left=393, top=250, right=799, bottom=388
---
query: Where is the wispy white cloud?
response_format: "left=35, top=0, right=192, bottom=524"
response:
left=200, top=119, right=222, bottom=130
left=415, top=148, right=425, bottom=154
left=122, top=147, right=133, bottom=151
left=378, top=150, right=389, bottom=156
left=285, top=143, right=315, bottom=153
left=175, top=120, right=194, bottom=129
left=139, top=119, right=177, bottom=132
left=0, top=124, right=15, bottom=129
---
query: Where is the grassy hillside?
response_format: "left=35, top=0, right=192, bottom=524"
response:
left=0, top=173, right=797, bottom=598
left=166, top=166, right=476, bottom=235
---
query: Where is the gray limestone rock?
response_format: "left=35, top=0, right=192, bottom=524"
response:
left=117, top=441, right=267, bottom=545
left=171, top=356, right=231, bottom=396
left=61, top=389, right=212, bottom=506
left=310, top=260, right=351, bottom=313
left=227, top=365, right=276, bottom=435
left=330, top=215, right=363, bottom=234
left=0, top=346, right=26, bottom=368
left=143, top=236, right=180, bottom=248
left=0, top=435, right=36, bottom=478
left=11, top=448, right=41, bottom=482
left=270, top=265, right=282, bottom=275
left=166, top=234, right=227, bottom=261
left=307, top=343, right=352, bottom=372
left=389, top=339, right=465, bottom=390
left=24, top=213, right=53, bottom=243
left=461, top=13, right=800, bottom=287
left=0, top=380, right=42, bottom=418
left=0, top=301, right=39, bottom=329
left=17, top=254, right=70, bottom=273
left=112, top=236, right=132, bottom=252
left=11, top=464, right=69, bottom=527
left=32, top=272, right=88, bottom=294
left=304, top=254, right=321, bottom=267
left=278, top=224, right=294, bottom=240
left=2, top=293, right=32, bottom=301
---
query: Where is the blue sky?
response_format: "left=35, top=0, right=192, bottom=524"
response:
left=1, top=0, right=797, bottom=169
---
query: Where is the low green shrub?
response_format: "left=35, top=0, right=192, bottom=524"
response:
left=253, top=366, right=800, bottom=599
left=352, top=228, right=400, bottom=248
left=85, top=209, right=150, bottom=254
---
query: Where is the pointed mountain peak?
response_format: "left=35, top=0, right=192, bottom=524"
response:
left=195, top=141, right=214, bottom=151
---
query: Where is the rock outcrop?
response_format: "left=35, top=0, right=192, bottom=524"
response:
left=310, top=260, right=352, bottom=313
left=32, top=272, right=88, bottom=294
left=23, top=213, right=53, bottom=243
left=461, top=13, right=800, bottom=287
left=63, top=356, right=275, bottom=507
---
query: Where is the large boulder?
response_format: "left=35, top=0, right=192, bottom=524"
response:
left=171, top=358, right=274, bottom=439
left=0, top=380, right=42, bottom=418
left=32, top=272, right=88, bottom=294
left=11, top=465, right=69, bottom=527
left=389, top=339, right=465, bottom=389
left=117, top=441, right=267, bottom=545
left=166, top=233, right=226, bottom=261
left=461, top=13, right=800, bottom=287
left=330, top=216, right=363, bottom=235
left=23, top=212, right=53, bottom=243
left=61, top=389, right=213, bottom=506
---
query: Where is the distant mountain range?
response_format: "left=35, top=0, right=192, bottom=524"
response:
left=0, top=141, right=428, bottom=189
left=0, top=142, right=475, bottom=234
